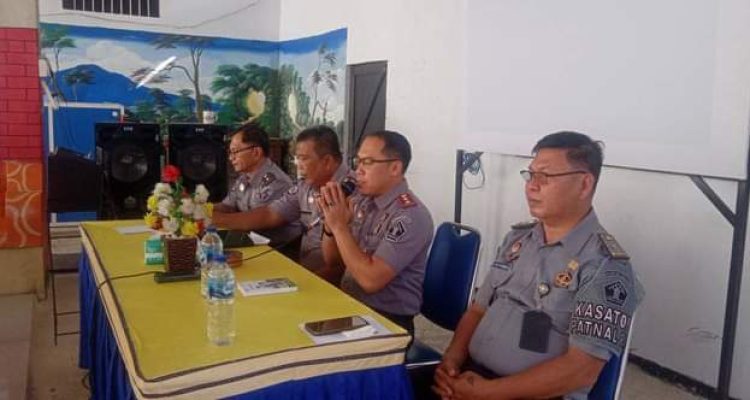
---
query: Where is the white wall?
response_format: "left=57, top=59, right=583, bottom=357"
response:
left=39, top=0, right=280, bottom=40
left=279, top=0, right=465, bottom=226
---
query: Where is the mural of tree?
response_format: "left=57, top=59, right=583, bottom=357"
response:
left=278, top=64, right=312, bottom=137
left=63, top=66, right=94, bottom=101
left=40, top=25, right=76, bottom=98
left=131, top=88, right=179, bottom=124
left=152, top=35, right=213, bottom=120
left=211, top=63, right=274, bottom=127
left=309, top=43, right=338, bottom=123
left=211, top=63, right=314, bottom=138
left=174, top=89, right=197, bottom=122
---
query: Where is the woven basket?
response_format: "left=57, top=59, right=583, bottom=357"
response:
left=163, top=236, right=198, bottom=273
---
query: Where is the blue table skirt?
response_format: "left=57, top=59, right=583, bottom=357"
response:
left=78, top=251, right=414, bottom=400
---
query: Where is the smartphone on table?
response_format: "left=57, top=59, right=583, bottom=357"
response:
left=304, top=316, right=369, bottom=336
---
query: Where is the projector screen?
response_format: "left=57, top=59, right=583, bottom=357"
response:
left=463, top=0, right=750, bottom=179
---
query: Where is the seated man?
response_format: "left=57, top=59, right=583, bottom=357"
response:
left=213, top=123, right=300, bottom=246
left=433, top=131, right=644, bottom=400
left=213, top=125, right=351, bottom=280
left=318, top=130, right=434, bottom=334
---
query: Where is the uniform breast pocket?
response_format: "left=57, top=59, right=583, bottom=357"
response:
left=544, top=287, right=577, bottom=332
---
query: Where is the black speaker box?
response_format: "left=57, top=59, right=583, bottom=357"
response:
left=95, top=123, right=162, bottom=219
left=168, top=124, right=229, bottom=202
left=47, top=147, right=101, bottom=213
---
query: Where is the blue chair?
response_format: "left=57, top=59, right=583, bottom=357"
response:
left=406, top=222, right=481, bottom=368
left=588, top=316, right=635, bottom=400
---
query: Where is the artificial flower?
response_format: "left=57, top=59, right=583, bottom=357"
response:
left=194, top=184, right=210, bottom=203
left=144, top=165, right=211, bottom=238
left=162, top=165, right=181, bottom=183
left=180, top=198, right=195, bottom=215
left=146, top=195, right=158, bottom=211
left=181, top=220, right=199, bottom=237
left=153, top=183, right=172, bottom=196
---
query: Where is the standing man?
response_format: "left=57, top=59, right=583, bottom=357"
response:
left=213, top=125, right=350, bottom=280
left=319, top=130, right=434, bottom=334
left=213, top=123, right=300, bottom=245
left=432, top=131, right=643, bottom=400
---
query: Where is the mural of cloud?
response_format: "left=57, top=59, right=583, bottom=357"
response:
left=84, top=40, right=153, bottom=78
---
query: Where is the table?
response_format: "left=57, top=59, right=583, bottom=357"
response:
left=78, top=221, right=413, bottom=399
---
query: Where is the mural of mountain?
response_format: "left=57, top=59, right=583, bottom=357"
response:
left=49, top=64, right=219, bottom=113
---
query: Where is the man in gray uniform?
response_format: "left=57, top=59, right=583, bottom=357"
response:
left=213, top=125, right=351, bottom=281
left=433, top=131, right=643, bottom=400
left=319, top=130, right=434, bottom=334
left=213, top=123, right=300, bottom=245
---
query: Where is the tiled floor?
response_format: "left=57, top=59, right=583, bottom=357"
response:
left=20, top=239, right=705, bottom=399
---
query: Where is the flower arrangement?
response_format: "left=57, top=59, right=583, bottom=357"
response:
left=144, top=165, right=213, bottom=237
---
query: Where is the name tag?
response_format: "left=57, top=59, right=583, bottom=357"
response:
left=491, top=261, right=510, bottom=271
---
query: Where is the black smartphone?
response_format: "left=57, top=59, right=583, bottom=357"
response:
left=217, top=230, right=255, bottom=249
left=153, top=270, right=200, bottom=284
left=304, top=316, right=368, bottom=336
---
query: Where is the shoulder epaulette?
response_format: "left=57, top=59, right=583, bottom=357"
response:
left=397, top=193, right=416, bottom=208
left=598, top=232, right=630, bottom=260
left=511, top=220, right=538, bottom=230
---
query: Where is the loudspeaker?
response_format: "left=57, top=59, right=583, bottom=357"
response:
left=47, top=147, right=101, bottom=213
left=95, top=123, right=162, bottom=219
left=168, top=124, right=229, bottom=202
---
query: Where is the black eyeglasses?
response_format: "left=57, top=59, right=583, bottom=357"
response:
left=228, top=145, right=258, bottom=157
left=350, top=156, right=399, bottom=169
left=520, top=169, right=587, bottom=185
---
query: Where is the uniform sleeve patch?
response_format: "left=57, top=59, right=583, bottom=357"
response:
left=569, top=301, right=631, bottom=347
left=261, top=172, right=276, bottom=187
left=604, top=281, right=628, bottom=306
left=385, top=216, right=411, bottom=242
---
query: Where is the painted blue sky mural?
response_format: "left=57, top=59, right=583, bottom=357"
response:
left=40, top=23, right=347, bottom=138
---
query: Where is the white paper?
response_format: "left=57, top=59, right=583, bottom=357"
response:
left=249, top=231, right=271, bottom=245
left=237, top=278, right=298, bottom=297
left=300, top=315, right=391, bottom=345
left=115, top=225, right=153, bottom=235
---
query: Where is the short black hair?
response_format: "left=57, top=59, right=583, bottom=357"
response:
left=295, top=125, right=343, bottom=161
left=360, top=130, right=412, bottom=173
left=532, top=131, right=604, bottom=183
left=231, top=123, right=269, bottom=156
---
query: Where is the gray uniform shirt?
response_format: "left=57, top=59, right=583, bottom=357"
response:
left=470, top=211, right=644, bottom=400
left=220, top=158, right=300, bottom=244
left=340, top=180, right=434, bottom=316
left=269, top=162, right=351, bottom=271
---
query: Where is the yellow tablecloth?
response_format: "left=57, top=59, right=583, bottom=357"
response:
left=81, top=221, right=410, bottom=399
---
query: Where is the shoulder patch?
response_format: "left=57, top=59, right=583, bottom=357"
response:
left=386, top=215, right=412, bottom=242
left=261, top=172, right=276, bottom=187
left=598, top=233, right=630, bottom=260
left=397, top=193, right=416, bottom=208
left=511, top=220, right=538, bottom=230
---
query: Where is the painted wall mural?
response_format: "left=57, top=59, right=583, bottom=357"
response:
left=39, top=23, right=347, bottom=140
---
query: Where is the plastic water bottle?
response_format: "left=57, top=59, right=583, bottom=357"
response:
left=207, top=254, right=236, bottom=346
left=200, top=226, right=223, bottom=298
